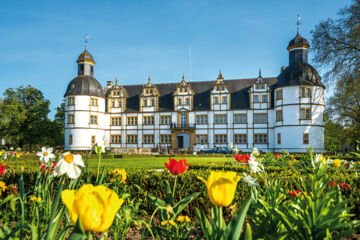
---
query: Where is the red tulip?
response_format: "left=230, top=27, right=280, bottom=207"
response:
left=165, top=158, right=189, bottom=175
left=41, top=162, right=58, bottom=173
left=328, top=181, right=336, bottom=187
left=274, top=154, right=281, bottom=158
left=0, top=163, right=7, bottom=176
left=233, top=154, right=250, bottom=163
left=289, top=190, right=301, bottom=197
left=339, top=182, right=350, bottom=189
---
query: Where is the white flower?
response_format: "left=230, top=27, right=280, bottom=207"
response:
left=54, top=152, right=84, bottom=179
left=94, top=139, right=106, bottom=154
left=242, top=173, right=258, bottom=187
left=37, top=147, right=55, bottom=163
left=252, top=148, right=259, bottom=157
left=248, top=155, right=262, bottom=174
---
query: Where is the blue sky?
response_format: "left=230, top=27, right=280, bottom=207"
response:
left=0, top=0, right=346, bottom=118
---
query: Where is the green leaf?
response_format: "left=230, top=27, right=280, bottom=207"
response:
left=68, top=218, right=86, bottom=240
left=173, top=192, right=200, bottom=219
left=96, top=165, right=107, bottom=185
left=164, top=180, right=173, bottom=205
left=196, top=208, right=212, bottom=240
left=223, top=198, right=251, bottom=240
left=240, top=223, right=252, bottom=240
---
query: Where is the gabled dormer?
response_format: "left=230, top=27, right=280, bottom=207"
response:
left=105, top=78, right=127, bottom=113
left=173, top=74, right=195, bottom=111
left=140, top=76, right=159, bottom=112
left=210, top=70, right=230, bottom=110
left=250, top=69, right=270, bottom=109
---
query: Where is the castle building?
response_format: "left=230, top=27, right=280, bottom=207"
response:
left=64, top=31, right=325, bottom=153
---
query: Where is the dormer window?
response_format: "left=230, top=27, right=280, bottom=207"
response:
left=255, top=84, right=265, bottom=89
left=216, top=86, right=220, bottom=91
left=90, top=98, right=98, bottom=106
left=221, top=86, right=225, bottom=91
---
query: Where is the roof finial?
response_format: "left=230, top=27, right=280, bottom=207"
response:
left=218, top=69, right=223, bottom=79
left=297, top=14, right=301, bottom=33
left=148, top=75, right=151, bottom=85
left=182, top=73, right=185, bottom=83
left=115, top=76, right=118, bottom=86
left=259, top=68, right=262, bottom=77
left=84, top=34, right=90, bottom=50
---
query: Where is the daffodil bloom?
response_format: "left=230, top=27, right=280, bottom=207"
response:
left=198, top=171, right=240, bottom=207
left=242, top=173, right=258, bottom=187
left=37, top=147, right=55, bottom=163
left=54, top=152, right=84, bottom=179
left=0, top=151, right=4, bottom=156
left=176, top=215, right=191, bottom=222
left=161, top=220, right=177, bottom=226
left=29, top=196, right=42, bottom=202
left=112, top=168, right=127, bottom=184
left=0, top=181, right=7, bottom=196
left=247, top=155, right=262, bottom=174
left=61, top=184, right=124, bottom=232
left=94, top=140, right=106, bottom=154
left=333, top=159, right=341, bottom=168
left=252, top=148, right=259, bottom=157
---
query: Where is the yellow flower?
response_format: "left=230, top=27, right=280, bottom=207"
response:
left=16, top=153, right=22, bottom=158
left=176, top=215, right=191, bottom=222
left=161, top=220, right=177, bottom=226
left=61, top=184, right=124, bottom=232
left=0, top=181, right=7, bottom=196
left=198, top=171, right=240, bottom=207
left=333, top=159, right=341, bottom=168
left=112, top=168, right=127, bottom=184
left=0, top=151, right=4, bottom=156
left=29, top=196, right=42, bottom=202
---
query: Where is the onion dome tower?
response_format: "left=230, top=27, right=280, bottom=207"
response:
left=64, top=46, right=106, bottom=151
left=273, top=16, right=325, bottom=153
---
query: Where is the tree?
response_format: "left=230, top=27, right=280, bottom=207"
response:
left=0, top=85, right=50, bottom=150
left=53, top=100, right=65, bottom=146
left=311, top=0, right=360, bottom=86
left=324, top=114, right=352, bottom=153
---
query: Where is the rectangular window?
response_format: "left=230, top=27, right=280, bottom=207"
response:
left=185, top=98, right=190, bottom=105
left=143, top=99, right=147, bottom=107
left=178, top=99, right=182, bottom=105
left=150, top=99, right=154, bottom=106
left=300, top=108, right=311, bottom=120
left=222, top=96, right=227, bottom=104
left=90, top=98, right=98, bottom=106
left=111, top=117, right=121, bottom=126
left=276, top=110, right=283, bottom=122
left=160, top=116, right=171, bottom=125
left=254, top=113, right=267, bottom=124
left=160, top=135, right=171, bottom=144
left=254, top=134, right=267, bottom=144
left=254, top=95, right=259, bottom=103
left=262, top=95, right=267, bottom=103
left=143, top=134, right=154, bottom=144
left=196, top=115, right=208, bottom=125
left=111, top=100, right=116, bottom=108
left=301, top=87, right=311, bottom=98
left=111, top=135, right=121, bottom=144
left=67, top=114, right=74, bottom=124
left=127, top=116, right=138, bottom=126
left=303, top=133, right=309, bottom=144
left=234, top=134, right=247, bottom=144
left=215, top=114, right=227, bottom=124
left=69, top=135, right=73, bottom=145
left=91, top=135, right=96, bottom=145
left=143, top=116, right=155, bottom=125
left=127, top=135, right=138, bottom=144
left=118, top=100, right=122, bottom=108
left=196, top=135, right=208, bottom=144
left=214, top=96, right=219, bottom=104
left=276, top=89, right=283, bottom=100
left=90, top=115, right=98, bottom=124
left=215, top=134, right=227, bottom=144
left=68, top=97, right=75, bottom=105
left=234, top=114, right=247, bottom=124
left=277, top=133, right=281, bottom=145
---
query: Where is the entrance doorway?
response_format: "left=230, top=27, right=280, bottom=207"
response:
left=176, top=133, right=190, bottom=149
left=177, top=135, right=184, bottom=148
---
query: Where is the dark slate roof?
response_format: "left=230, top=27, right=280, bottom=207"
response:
left=64, top=75, right=105, bottom=97
left=117, top=78, right=277, bottom=113
left=275, top=62, right=325, bottom=88
left=287, top=32, right=310, bottom=50
left=77, top=49, right=95, bottom=63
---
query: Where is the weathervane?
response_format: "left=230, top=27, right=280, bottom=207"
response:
left=297, top=14, right=301, bottom=32
left=85, top=34, right=90, bottom=49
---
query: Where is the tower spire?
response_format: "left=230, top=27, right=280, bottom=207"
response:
left=115, top=76, right=118, bottom=86
left=84, top=34, right=90, bottom=50
left=296, top=14, right=301, bottom=33
left=259, top=68, right=262, bottom=77
left=148, top=75, right=151, bottom=85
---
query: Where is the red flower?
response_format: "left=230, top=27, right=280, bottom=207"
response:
left=344, top=162, right=349, bottom=167
left=339, top=182, right=350, bottom=189
left=165, top=158, right=189, bottom=175
left=274, top=154, right=281, bottom=158
left=233, top=154, right=250, bottom=163
left=328, top=181, right=336, bottom=187
left=289, top=190, right=301, bottom=197
left=0, top=163, right=7, bottom=176
left=40, top=162, right=58, bottom=173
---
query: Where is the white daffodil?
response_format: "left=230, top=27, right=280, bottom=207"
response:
left=248, top=155, right=262, bottom=174
left=54, top=152, right=84, bottom=179
left=242, top=173, right=258, bottom=187
left=251, top=148, right=259, bottom=157
left=94, top=139, right=106, bottom=154
left=37, top=147, right=55, bottom=163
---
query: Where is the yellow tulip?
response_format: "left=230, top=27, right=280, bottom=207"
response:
left=198, top=171, right=240, bottom=207
left=333, top=159, right=341, bottom=168
left=61, top=184, right=124, bottom=232
left=112, top=168, right=127, bottom=184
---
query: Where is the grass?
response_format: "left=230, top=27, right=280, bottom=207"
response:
left=2, top=154, right=233, bottom=171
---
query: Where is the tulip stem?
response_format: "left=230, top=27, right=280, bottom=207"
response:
left=96, top=154, right=101, bottom=183
left=87, top=231, right=92, bottom=240
left=172, top=175, right=178, bottom=201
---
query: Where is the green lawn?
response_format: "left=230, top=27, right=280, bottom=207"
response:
left=87, top=156, right=232, bottom=169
